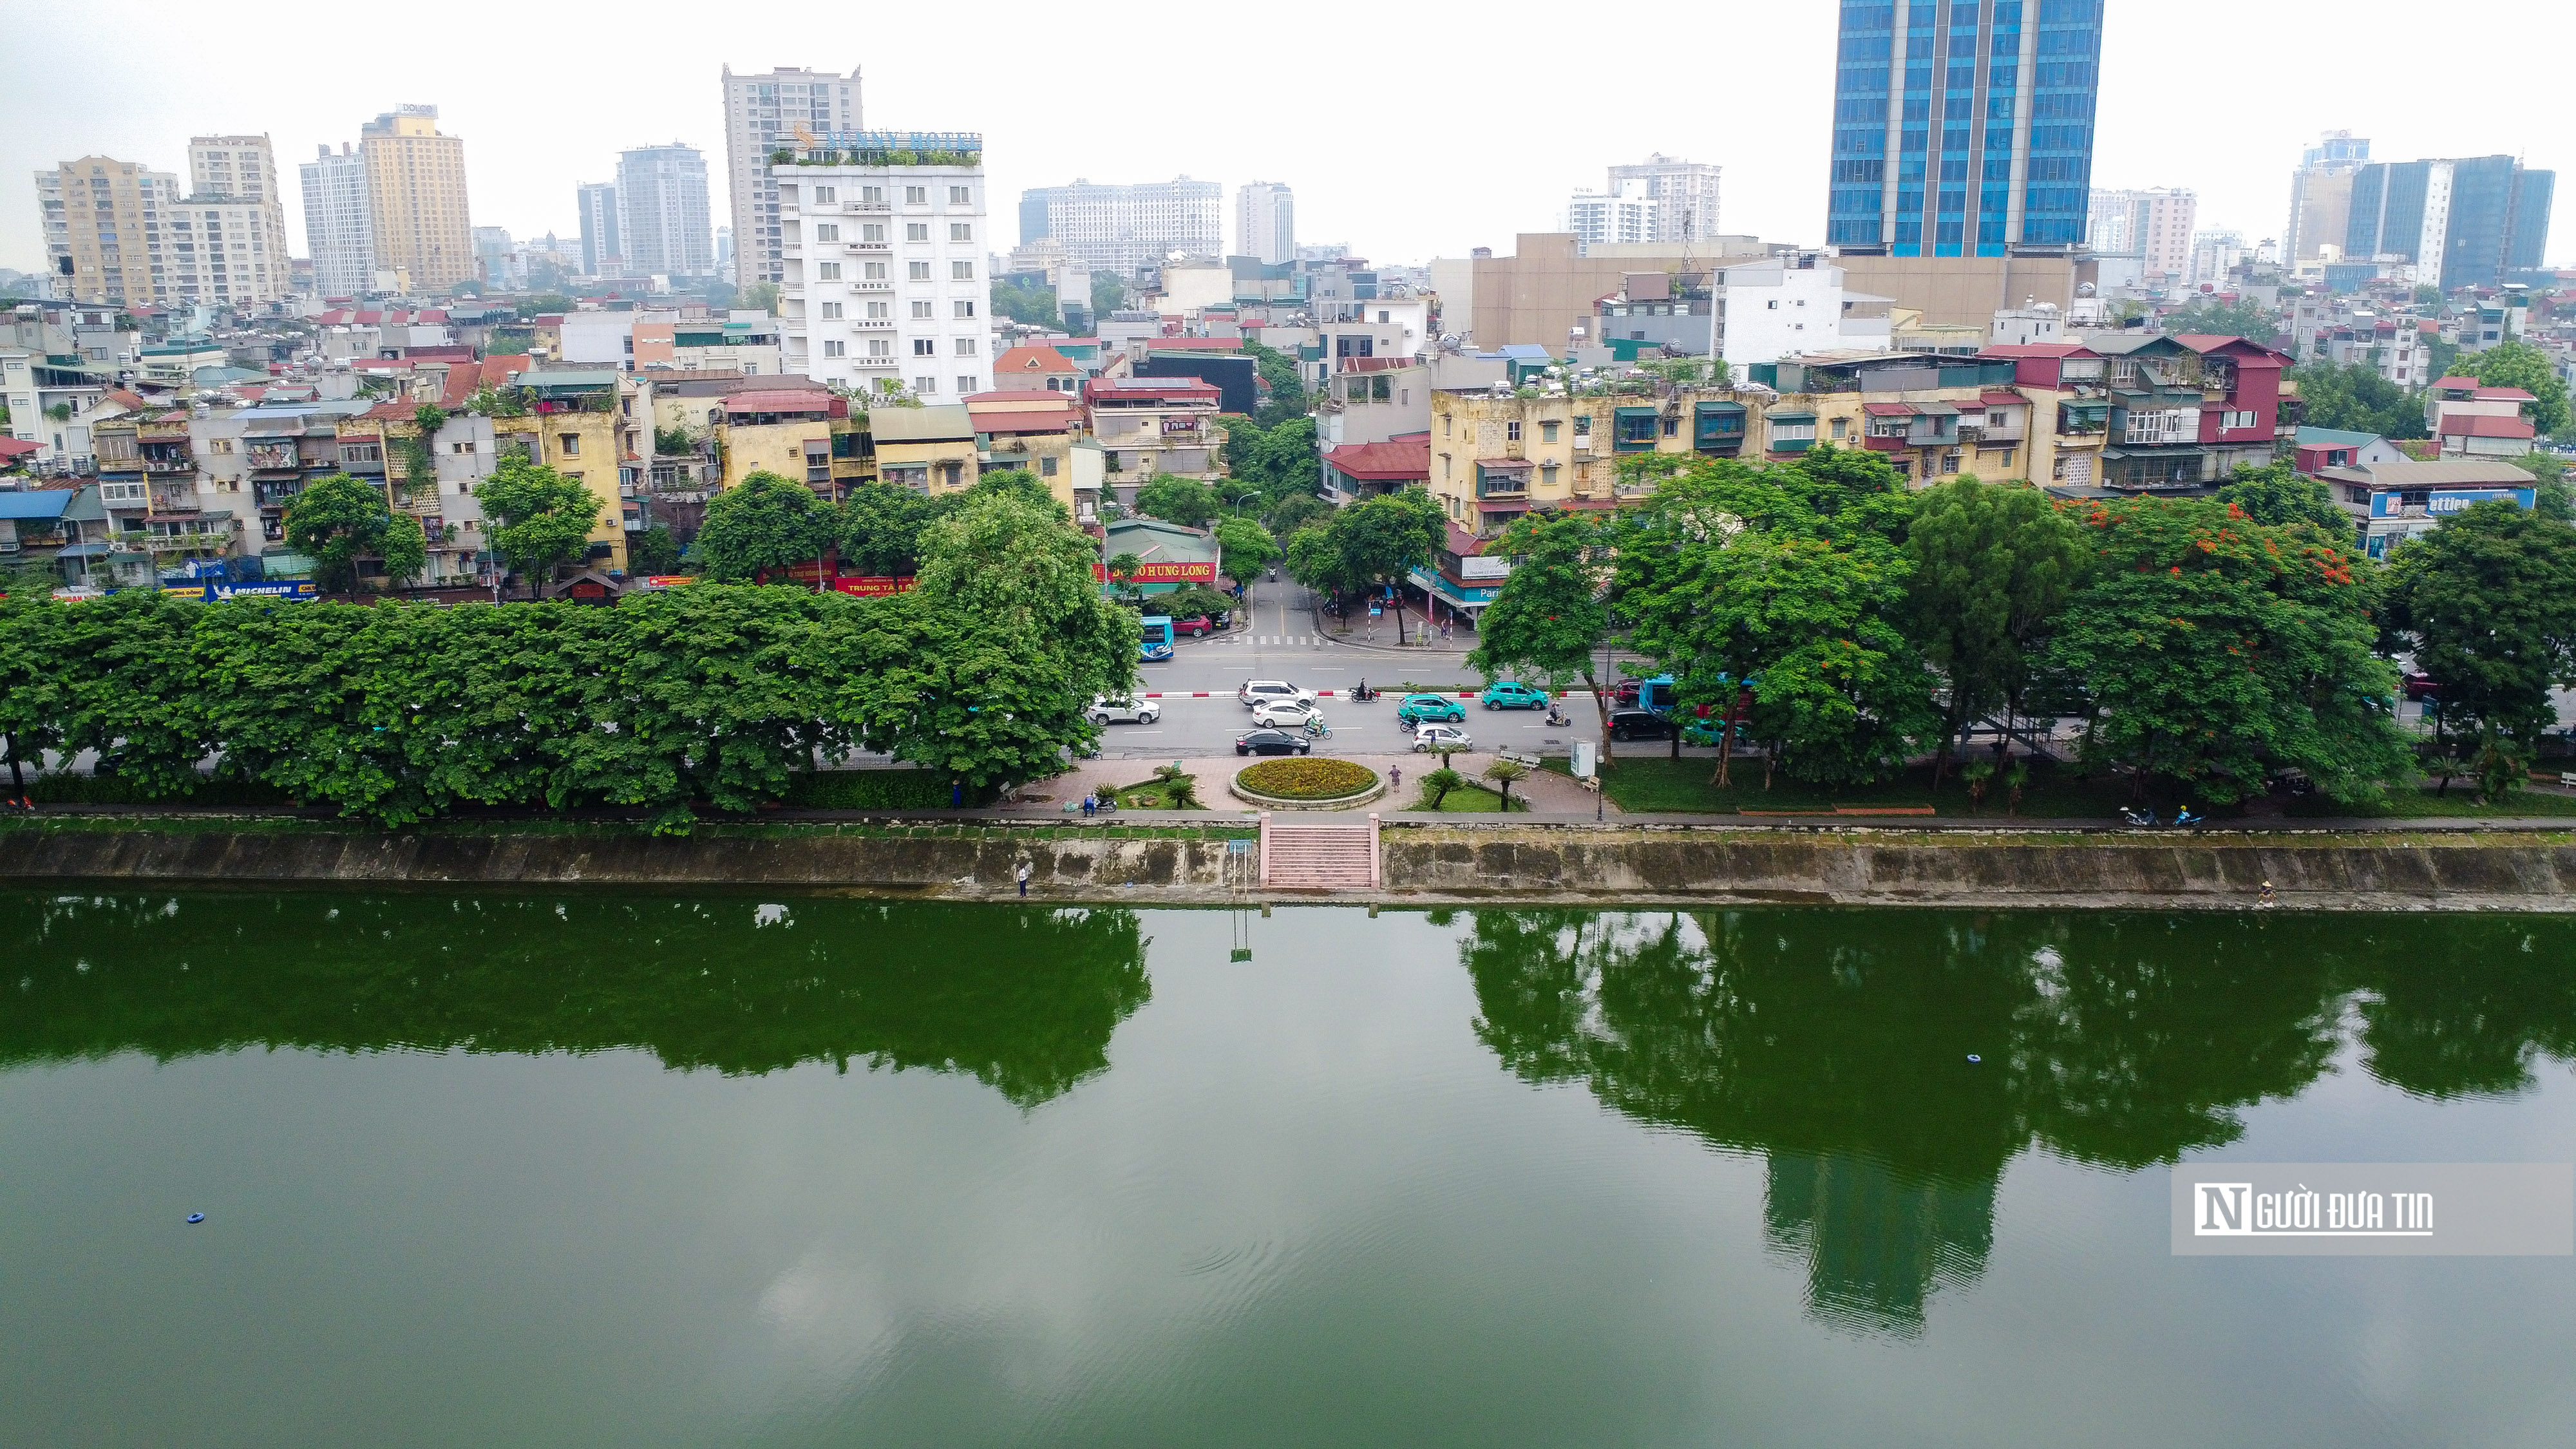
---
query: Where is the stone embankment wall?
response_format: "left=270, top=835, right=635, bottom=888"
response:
left=1381, top=825, right=2576, bottom=910
left=5, top=820, right=2574, bottom=910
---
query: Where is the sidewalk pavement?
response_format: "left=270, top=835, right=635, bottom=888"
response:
left=1007, top=751, right=1618, bottom=816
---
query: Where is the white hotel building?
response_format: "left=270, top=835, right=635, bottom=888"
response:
left=775, top=134, right=992, bottom=400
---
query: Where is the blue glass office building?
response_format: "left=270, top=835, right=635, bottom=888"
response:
left=1826, top=0, right=2102, bottom=256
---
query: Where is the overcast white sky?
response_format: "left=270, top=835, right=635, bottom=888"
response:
left=4, top=1, right=2570, bottom=277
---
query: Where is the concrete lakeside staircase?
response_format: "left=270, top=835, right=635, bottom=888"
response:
left=1259, top=813, right=1381, bottom=890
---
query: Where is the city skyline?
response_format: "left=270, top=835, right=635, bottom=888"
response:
left=6, top=1, right=2576, bottom=276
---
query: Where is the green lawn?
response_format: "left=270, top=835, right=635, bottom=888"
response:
left=1554, top=756, right=2142, bottom=819
left=2283, top=783, right=2576, bottom=819
left=1111, top=773, right=1206, bottom=810
left=1408, top=782, right=1528, bottom=813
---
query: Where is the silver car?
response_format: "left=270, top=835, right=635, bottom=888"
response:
left=1238, top=679, right=1315, bottom=710
left=1412, top=724, right=1475, bottom=753
left=1089, top=696, right=1162, bottom=725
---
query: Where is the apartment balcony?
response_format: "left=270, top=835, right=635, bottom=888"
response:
left=1862, top=433, right=1911, bottom=453
left=146, top=488, right=200, bottom=513
left=142, top=453, right=194, bottom=474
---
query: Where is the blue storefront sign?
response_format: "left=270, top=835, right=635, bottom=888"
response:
left=160, top=579, right=321, bottom=602
left=2371, top=487, right=2536, bottom=518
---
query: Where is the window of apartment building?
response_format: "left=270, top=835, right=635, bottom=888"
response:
left=341, top=442, right=381, bottom=463
left=1442, top=415, right=1451, bottom=436
left=955, top=339, right=977, bottom=357
left=818, top=261, right=841, bottom=280
left=1039, top=455, right=1057, bottom=477
left=815, top=223, right=839, bottom=242
left=206, top=437, right=232, bottom=453
left=951, top=260, right=973, bottom=281
left=820, top=301, right=843, bottom=319
left=865, top=261, right=887, bottom=279
left=869, top=338, right=892, bottom=357
left=906, top=223, right=929, bottom=242
left=949, top=185, right=971, bottom=205
left=1663, top=418, right=1680, bottom=437
left=1993, top=448, right=2016, bottom=469
left=953, top=299, right=976, bottom=318
left=860, top=223, right=885, bottom=242
left=1573, top=415, right=1591, bottom=437
left=1506, top=420, right=1521, bottom=442
left=914, top=375, right=937, bottom=394
left=451, top=441, right=475, bottom=454
left=866, top=300, right=889, bottom=318
left=558, top=434, right=580, bottom=457
left=905, top=186, right=927, bottom=205
left=956, top=374, right=977, bottom=393
left=913, top=339, right=936, bottom=356
left=1540, top=464, right=1559, bottom=487
left=912, top=299, right=933, bottom=319
left=909, top=261, right=931, bottom=280
left=813, top=186, right=836, bottom=203
left=824, top=340, right=845, bottom=357
left=1540, top=420, right=1559, bottom=442
left=861, top=185, right=883, bottom=204
left=1941, top=450, right=1962, bottom=474
left=949, top=223, right=972, bottom=242
left=1830, top=417, right=1849, bottom=440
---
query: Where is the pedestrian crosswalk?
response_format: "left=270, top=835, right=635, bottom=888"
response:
left=1253, top=636, right=1321, bottom=647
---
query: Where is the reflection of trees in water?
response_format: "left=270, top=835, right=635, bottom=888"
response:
left=1464, top=908, right=2576, bottom=1336
left=1, top=895, right=1149, bottom=1108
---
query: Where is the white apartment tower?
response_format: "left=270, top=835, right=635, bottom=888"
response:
left=38, top=156, right=179, bottom=305
left=776, top=137, right=992, bottom=400
left=175, top=134, right=291, bottom=306
left=2087, top=187, right=2199, bottom=285
left=300, top=144, right=377, bottom=297
left=721, top=66, right=862, bottom=286
left=616, top=144, right=714, bottom=277
left=1235, top=182, right=1294, bottom=265
left=576, top=181, right=621, bottom=277
left=1606, top=154, right=1722, bottom=243
left=1019, top=178, right=1223, bottom=273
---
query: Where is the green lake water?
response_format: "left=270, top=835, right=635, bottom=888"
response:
left=3, top=894, right=2572, bottom=1446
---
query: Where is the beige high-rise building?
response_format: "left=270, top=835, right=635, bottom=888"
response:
left=361, top=105, right=474, bottom=290
left=37, top=156, right=180, bottom=306
left=172, top=134, right=292, bottom=306
left=720, top=66, right=863, bottom=287
left=2087, top=187, right=2198, bottom=285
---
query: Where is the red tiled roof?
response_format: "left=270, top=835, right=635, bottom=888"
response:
left=1978, top=390, right=2026, bottom=406
left=970, top=405, right=1079, bottom=433
left=0, top=437, right=40, bottom=460
left=1862, top=401, right=1914, bottom=416
left=1324, top=437, right=1431, bottom=480
left=2430, top=376, right=2481, bottom=391
left=996, top=345, right=1077, bottom=374
left=1444, top=522, right=1485, bottom=556
left=724, top=390, right=840, bottom=415
left=964, top=390, right=1073, bottom=402
left=1981, top=343, right=2096, bottom=358
left=1341, top=356, right=1413, bottom=373
left=2474, top=386, right=2537, bottom=401
left=101, top=389, right=148, bottom=412
left=439, top=354, right=533, bottom=410
left=2441, top=414, right=2537, bottom=439
left=2169, top=334, right=2290, bottom=360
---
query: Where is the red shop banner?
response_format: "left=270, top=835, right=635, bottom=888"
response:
left=831, top=575, right=916, bottom=597
left=1094, top=560, right=1218, bottom=583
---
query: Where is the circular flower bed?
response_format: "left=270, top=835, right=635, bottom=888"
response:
left=1236, top=757, right=1376, bottom=800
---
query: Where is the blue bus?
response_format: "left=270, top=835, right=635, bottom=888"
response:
left=1139, top=615, right=1175, bottom=662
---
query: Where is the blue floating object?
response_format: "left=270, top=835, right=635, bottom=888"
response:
left=1965, top=1054, right=1982, bottom=1064
left=186, top=1213, right=205, bottom=1224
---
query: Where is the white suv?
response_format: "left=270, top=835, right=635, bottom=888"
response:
left=1090, top=696, right=1161, bottom=725
left=1238, top=679, right=1314, bottom=710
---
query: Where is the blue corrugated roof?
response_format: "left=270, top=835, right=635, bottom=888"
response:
left=0, top=489, right=75, bottom=521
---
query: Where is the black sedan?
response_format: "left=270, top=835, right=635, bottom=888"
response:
left=1606, top=708, right=1676, bottom=742
left=1236, top=728, right=1313, bottom=756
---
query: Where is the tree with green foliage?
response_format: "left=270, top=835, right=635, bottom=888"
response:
left=989, top=278, right=1061, bottom=328
left=2500, top=452, right=2575, bottom=522
left=837, top=481, right=949, bottom=576
left=1155, top=583, right=1238, bottom=622
left=2047, top=496, right=2411, bottom=806
left=283, top=473, right=426, bottom=592
left=1282, top=488, right=1445, bottom=641
left=967, top=466, right=1063, bottom=515
left=739, top=281, right=781, bottom=315
left=2286, top=361, right=2427, bottom=439
left=1212, top=516, right=1279, bottom=587
left=694, top=470, right=835, bottom=582
left=1242, top=340, right=1310, bottom=427
left=1902, top=478, right=2090, bottom=779
left=2213, top=460, right=2351, bottom=535
left=1482, top=757, right=1531, bottom=811
left=474, top=454, right=602, bottom=595
left=1419, top=766, right=1465, bottom=810
left=627, top=524, right=683, bottom=575
left=1265, top=490, right=1332, bottom=539
left=462, top=385, right=529, bottom=419
left=1220, top=413, right=1320, bottom=500
left=1090, top=271, right=1129, bottom=319
left=1468, top=509, right=1618, bottom=758
left=1134, top=474, right=1218, bottom=529
left=2162, top=297, right=2282, bottom=343
left=1615, top=457, right=1935, bottom=784
left=840, top=491, right=1137, bottom=793
left=2384, top=502, right=2576, bottom=800
left=2442, top=340, right=2572, bottom=437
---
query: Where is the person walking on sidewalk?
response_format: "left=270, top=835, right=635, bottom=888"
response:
left=1016, top=860, right=1031, bottom=898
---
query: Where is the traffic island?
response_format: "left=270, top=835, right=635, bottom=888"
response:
left=1229, top=759, right=1385, bottom=811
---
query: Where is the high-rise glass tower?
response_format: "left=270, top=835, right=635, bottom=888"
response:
left=1825, top=0, right=2101, bottom=257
